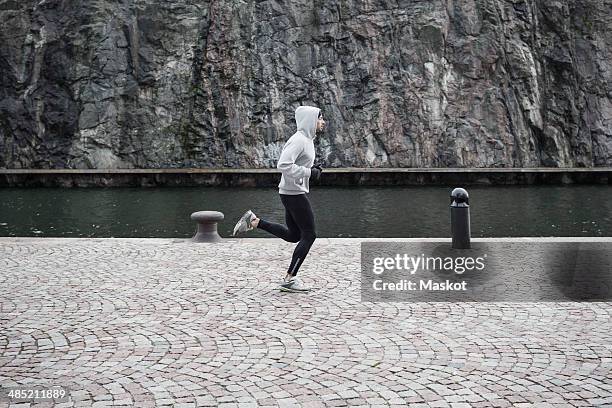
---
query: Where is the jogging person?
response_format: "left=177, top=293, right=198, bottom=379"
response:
left=232, top=105, right=325, bottom=292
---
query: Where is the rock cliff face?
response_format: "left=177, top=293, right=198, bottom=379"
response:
left=1, top=0, right=611, bottom=169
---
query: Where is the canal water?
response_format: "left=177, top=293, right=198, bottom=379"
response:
left=0, top=186, right=610, bottom=238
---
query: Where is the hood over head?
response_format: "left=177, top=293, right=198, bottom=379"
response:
left=295, top=105, right=320, bottom=139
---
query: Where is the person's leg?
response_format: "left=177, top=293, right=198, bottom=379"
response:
left=284, top=194, right=316, bottom=277
left=256, top=196, right=301, bottom=243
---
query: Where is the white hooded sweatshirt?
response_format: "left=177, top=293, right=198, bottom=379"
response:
left=277, top=106, right=320, bottom=195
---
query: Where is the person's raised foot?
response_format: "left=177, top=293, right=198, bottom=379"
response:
left=279, top=276, right=311, bottom=292
left=232, top=210, right=257, bottom=236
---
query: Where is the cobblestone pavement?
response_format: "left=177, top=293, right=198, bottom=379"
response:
left=1, top=238, right=611, bottom=408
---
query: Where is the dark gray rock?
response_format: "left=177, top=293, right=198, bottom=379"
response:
left=0, top=0, right=611, bottom=169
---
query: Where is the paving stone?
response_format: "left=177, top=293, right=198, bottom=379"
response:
left=0, top=237, right=610, bottom=407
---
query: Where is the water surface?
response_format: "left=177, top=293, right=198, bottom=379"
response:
left=0, top=186, right=610, bottom=238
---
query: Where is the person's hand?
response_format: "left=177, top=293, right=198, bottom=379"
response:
left=310, top=164, right=323, bottom=182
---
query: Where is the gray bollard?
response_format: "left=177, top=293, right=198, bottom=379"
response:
left=450, top=188, right=471, bottom=249
left=191, top=211, right=224, bottom=243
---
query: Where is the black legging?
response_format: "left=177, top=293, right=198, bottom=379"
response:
left=257, top=194, right=316, bottom=276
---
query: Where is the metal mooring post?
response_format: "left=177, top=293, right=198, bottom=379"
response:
left=450, top=188, right=471, bottom=249
left=191, top=211, right=224, bottom=243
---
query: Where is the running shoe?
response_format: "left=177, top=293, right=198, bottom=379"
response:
left=232, top=210, right=256, bottom=236
left=279, top=276, right=311, bottom=292
left=278, top=274, right=293, bottom=285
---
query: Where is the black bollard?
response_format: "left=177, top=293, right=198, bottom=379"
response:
left=450, top=188, right=471, bottom=249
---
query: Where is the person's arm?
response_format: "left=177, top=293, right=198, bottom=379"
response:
left=277, top=137, right=312, bottom=179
